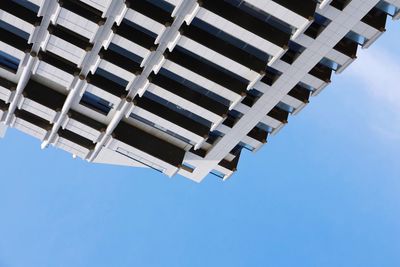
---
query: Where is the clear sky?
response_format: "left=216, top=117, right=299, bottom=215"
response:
left=0, top=21, right=399, bottom=267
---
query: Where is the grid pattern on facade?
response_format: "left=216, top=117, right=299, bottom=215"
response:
left=0, top=0, right=398, bottom=182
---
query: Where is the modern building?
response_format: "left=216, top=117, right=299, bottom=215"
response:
left=0, top=0, right=398, bottom=182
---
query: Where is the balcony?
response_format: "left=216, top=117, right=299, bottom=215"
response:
left=113, top=121, right=185, bottom=167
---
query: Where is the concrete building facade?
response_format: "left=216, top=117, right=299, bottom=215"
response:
left=0, top=0, right=399, bottom=182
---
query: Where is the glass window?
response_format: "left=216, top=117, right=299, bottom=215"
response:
left=0, top=51, right=20, bottom=73
left=80, top=91, right=113, bottom=115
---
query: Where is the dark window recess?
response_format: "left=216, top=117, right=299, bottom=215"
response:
left=0, top=99, right=9, bottom=111
left=180, top=24, right=267, bottom=72
left=95, top=68, right=128, bottom=88
left=222, top=110, right=243, bottom=128
left=200, top=0, right=291, bottom=48
left=309, top=62, right=332, bottom=82
left=48, top=24, right=91, bottom=49
left=87, top=70, right=127, bottom=97
left=247, top=127, right=268, bottom=143
left=113, top=20, right=157, bottom=50
left=166, top=47, right=249, bottom=95
left=108, top=43, right=143, bottom=65
left=149, top=72, right=228, bottom=116
left=191, top=18, right=271, bottom=63
left=120, top=18, right=158, bottom=39
left=206, top=130, right=224, bottom=145
left=158, top=68, right=231, bottom=107
left=0, top=76, right=17, bottom=90
left=125, top=0, right=173, bottom=25
left=334, top=37, right=358, bottom=58
left=134, top=96, right=211, bottom=137
left=288, top=84, right=311, bottom=103
left=361, top=7, right=387, bottom=31
left=130, top=113, right=192, bottom=145
left=267, top=106, right=289, bottom=123
left=15, top=109, right=52, bottom=129
left=38, top=50, right=79, bottom=74
left=80, top=91, right=112, bottom=115
left=24, top=79, right=66, bottom=111
left=304, top=13, right=331, bottom=39
left=99, top=47, right=143, bottom=74
left=13, top=0, right=40, bottom=13
left=0, top=51, right=20, bottom=73
left=143, top=91, right=212, bottom=128
left=330, top=0, right=351, bottom=10
left=241, top=89, right=263, bottom=107
left=68, top=109, right=106, bottom=131
left=189, top=146, right=207, bottom=158
left=59, top=0, right=103, bottom=24
left=219, top=152, right=240, bottom=171
left=146, top=0, right=175, bottom=13
left=0, top=0, right=40, bottom=25
left=230, top=144, right=243, bottom=156
left=113, top=121, right=185, bottom=167
left=226, top=0, right=294, bottom=34
left=0, top=23, right=32, bottom=51
left=261, top=66, right=282, bottom=86
left=58, top=128, right=94, bottom=149
left=272, top=0, right=317, bottom=19
left=281, top=41, right=305, bottom=64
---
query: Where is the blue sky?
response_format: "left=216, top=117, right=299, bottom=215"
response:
left=0, top=21, right=399, bottom=267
